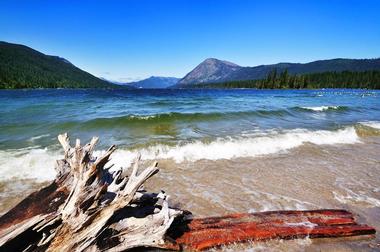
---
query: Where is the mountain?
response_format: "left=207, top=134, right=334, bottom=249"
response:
left=177, top=58, right=380, bottom=87
left=127, top=76, right=180, bottom=89
left=176, top=58, right=241, bottom=86
left=0, top=41, right=114, bottom=89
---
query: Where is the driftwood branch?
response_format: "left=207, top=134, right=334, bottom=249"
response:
left=0, top=134, right=376, bottom=251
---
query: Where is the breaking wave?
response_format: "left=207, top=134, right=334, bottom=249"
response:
left=0, top=110, right=293, bottom=132
left=355, top=121, right=380, bottom=137
left=359, top=121, right=380, bottom=130
left=75, top=110, right=292, bottom=128
left=109, top=127, right=360, bottom=163
left=297, top=106, right=347, bottom=112
left=0, top=148, right=58, bottom=182
left=0, top=126, right=363, bottom=182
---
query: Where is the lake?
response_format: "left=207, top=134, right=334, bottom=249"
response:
left=0, top=88, right=380, bottom=250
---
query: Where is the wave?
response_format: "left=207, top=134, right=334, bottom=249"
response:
left=359, top=121, right=380, bottom=130
left=296, top=106, right=347, bottom=112
left=55, top=110, right=293, bottom=129
left=0, top=148, right=58, bottom=182
left=354, top=121, right=380, bottom=137
left=28, top=134, right=51, bottom=142
left=0, top=127, right=362, bottom=182
left=108, top=127, right=360, bottom=164
left=1, top=106, right=356, bottom=133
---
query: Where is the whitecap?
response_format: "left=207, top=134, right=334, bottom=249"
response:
left=0, top=148, right=58, bottom=182
left=28, top=134, right=51, bottom=142
left=0, top=127, right=361, bottom=182
left=359, top=121, right=380, bottom=129
left=300, top=106, right=340, bottom=111
left=107, top=127, right=360, bottom=164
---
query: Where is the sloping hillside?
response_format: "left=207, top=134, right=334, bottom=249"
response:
left=0, top=41, right=113, bottom=88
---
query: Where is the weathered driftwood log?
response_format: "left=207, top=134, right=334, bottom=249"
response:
left=0, top=133, right=184, bottom=251
left=0, top=134, right=376, bottom=251
left=164, top=209, right=376, bottom=251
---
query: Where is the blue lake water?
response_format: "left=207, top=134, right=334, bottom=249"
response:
left=1, top=88, right=380, bottom=181
left=0, top=88, right=379, bottom=151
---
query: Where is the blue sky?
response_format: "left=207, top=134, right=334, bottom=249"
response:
left=1, top=0, right=380, bottom=81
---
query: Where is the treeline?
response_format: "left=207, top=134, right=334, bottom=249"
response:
left=194, top=69, right=380, bottom=89
left=0, top=42, right=114, bottom=89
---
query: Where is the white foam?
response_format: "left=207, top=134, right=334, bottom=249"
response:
left=301, top=106, right=339, bottom=111
left=129, top=115, right=156, bottom=120
left=247, top=189, right=316, bottom=212
left=359, top=121, right=380, bottom=129
left=333, top=189, right=380, bottom=207
left=0, top=148, right=58, bottom=182
left=109, top=127, right=360, bottom=163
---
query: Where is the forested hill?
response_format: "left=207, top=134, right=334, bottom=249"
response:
left=228, top=58, right=380, bottom=82
left=0, top=41, right=114, bottom=89
left=192, top=70, right=380, bottom=89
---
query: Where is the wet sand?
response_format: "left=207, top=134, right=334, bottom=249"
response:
left=1, top=137, right=380, bottom=251
left=146, top=136, right=380, bottom=251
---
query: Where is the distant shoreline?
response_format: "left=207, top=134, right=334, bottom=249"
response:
left=2, top=42, right=380, bottom=90
left=1, top=87, right=379, bottom=90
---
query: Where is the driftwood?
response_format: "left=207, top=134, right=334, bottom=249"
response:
left=165, top=210, right=376, bottom=251
left=0, top=134, right=376, bottom=251
left=0, top=133, right=183, bottom=251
